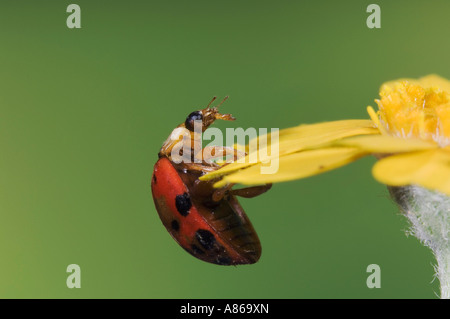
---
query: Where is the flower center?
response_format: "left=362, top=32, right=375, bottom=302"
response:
left=372, top=79, right=450, bottom=146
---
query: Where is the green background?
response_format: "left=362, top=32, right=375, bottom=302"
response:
left=0, top=0, right=448, bottom=298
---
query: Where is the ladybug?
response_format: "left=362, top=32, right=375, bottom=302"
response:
left=151, top=97, right=271, bottom=265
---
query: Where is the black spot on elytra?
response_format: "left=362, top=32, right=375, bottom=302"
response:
left=191, top=244, right=205, bottom=255
left=152, top=174, right=157, bottom=184
left=171, top=220, right=179, bottom=232
left=175, top=192, right=192, bottom=217
left=195, top=229, right=216, bottom=250
left=216, top=255, right=232, bottom=265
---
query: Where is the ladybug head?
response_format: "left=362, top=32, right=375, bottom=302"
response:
left=184, top=96, right=235, bottom=132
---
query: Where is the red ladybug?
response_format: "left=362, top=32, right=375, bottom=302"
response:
left=151, top=97, right=271, bottom=265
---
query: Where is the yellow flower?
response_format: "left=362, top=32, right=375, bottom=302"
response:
left=201, top=74, right=450, bottom=196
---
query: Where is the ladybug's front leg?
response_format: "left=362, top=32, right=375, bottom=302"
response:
left=229, top=184, right=272, bottom=198
left=195, top=146, right=245, bottom=164
left=212, top=183, right=272, bottom=202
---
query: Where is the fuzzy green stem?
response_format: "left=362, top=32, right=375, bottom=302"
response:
left=389, top=185, right=450, bottom=299
left=435, top=249, right=450, bottom=299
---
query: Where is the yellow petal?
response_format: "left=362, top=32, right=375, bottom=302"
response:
left=277, top=119, right=376, bottom=136
left=248, top=119, right=377, bottom=158
left=337, top=135, right=437, bottom=153
left=372, top=149, right=450, bottom=195
left=274, top=119, right=377, bottom=155
left=214, top=147, right=367, bottom=187
left=201, top=119, right=378, bottom=181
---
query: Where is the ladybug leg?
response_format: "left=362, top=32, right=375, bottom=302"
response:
left=229, top=184, right=272, bottom=198
left=196, top=146, right=246, bottom=164
left=211, top=183, right=234, bottom=202
left=182, top=162, right=218, bottom=173
left=212, top=183, right=272, bottom=202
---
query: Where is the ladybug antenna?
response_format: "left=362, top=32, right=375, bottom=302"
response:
left=206, top=96, right=217, bottom=109
left=216, top=96, right=229, bottom=109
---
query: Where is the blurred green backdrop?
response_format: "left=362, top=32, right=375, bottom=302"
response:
left=0, top=0, right=448, bottom=298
